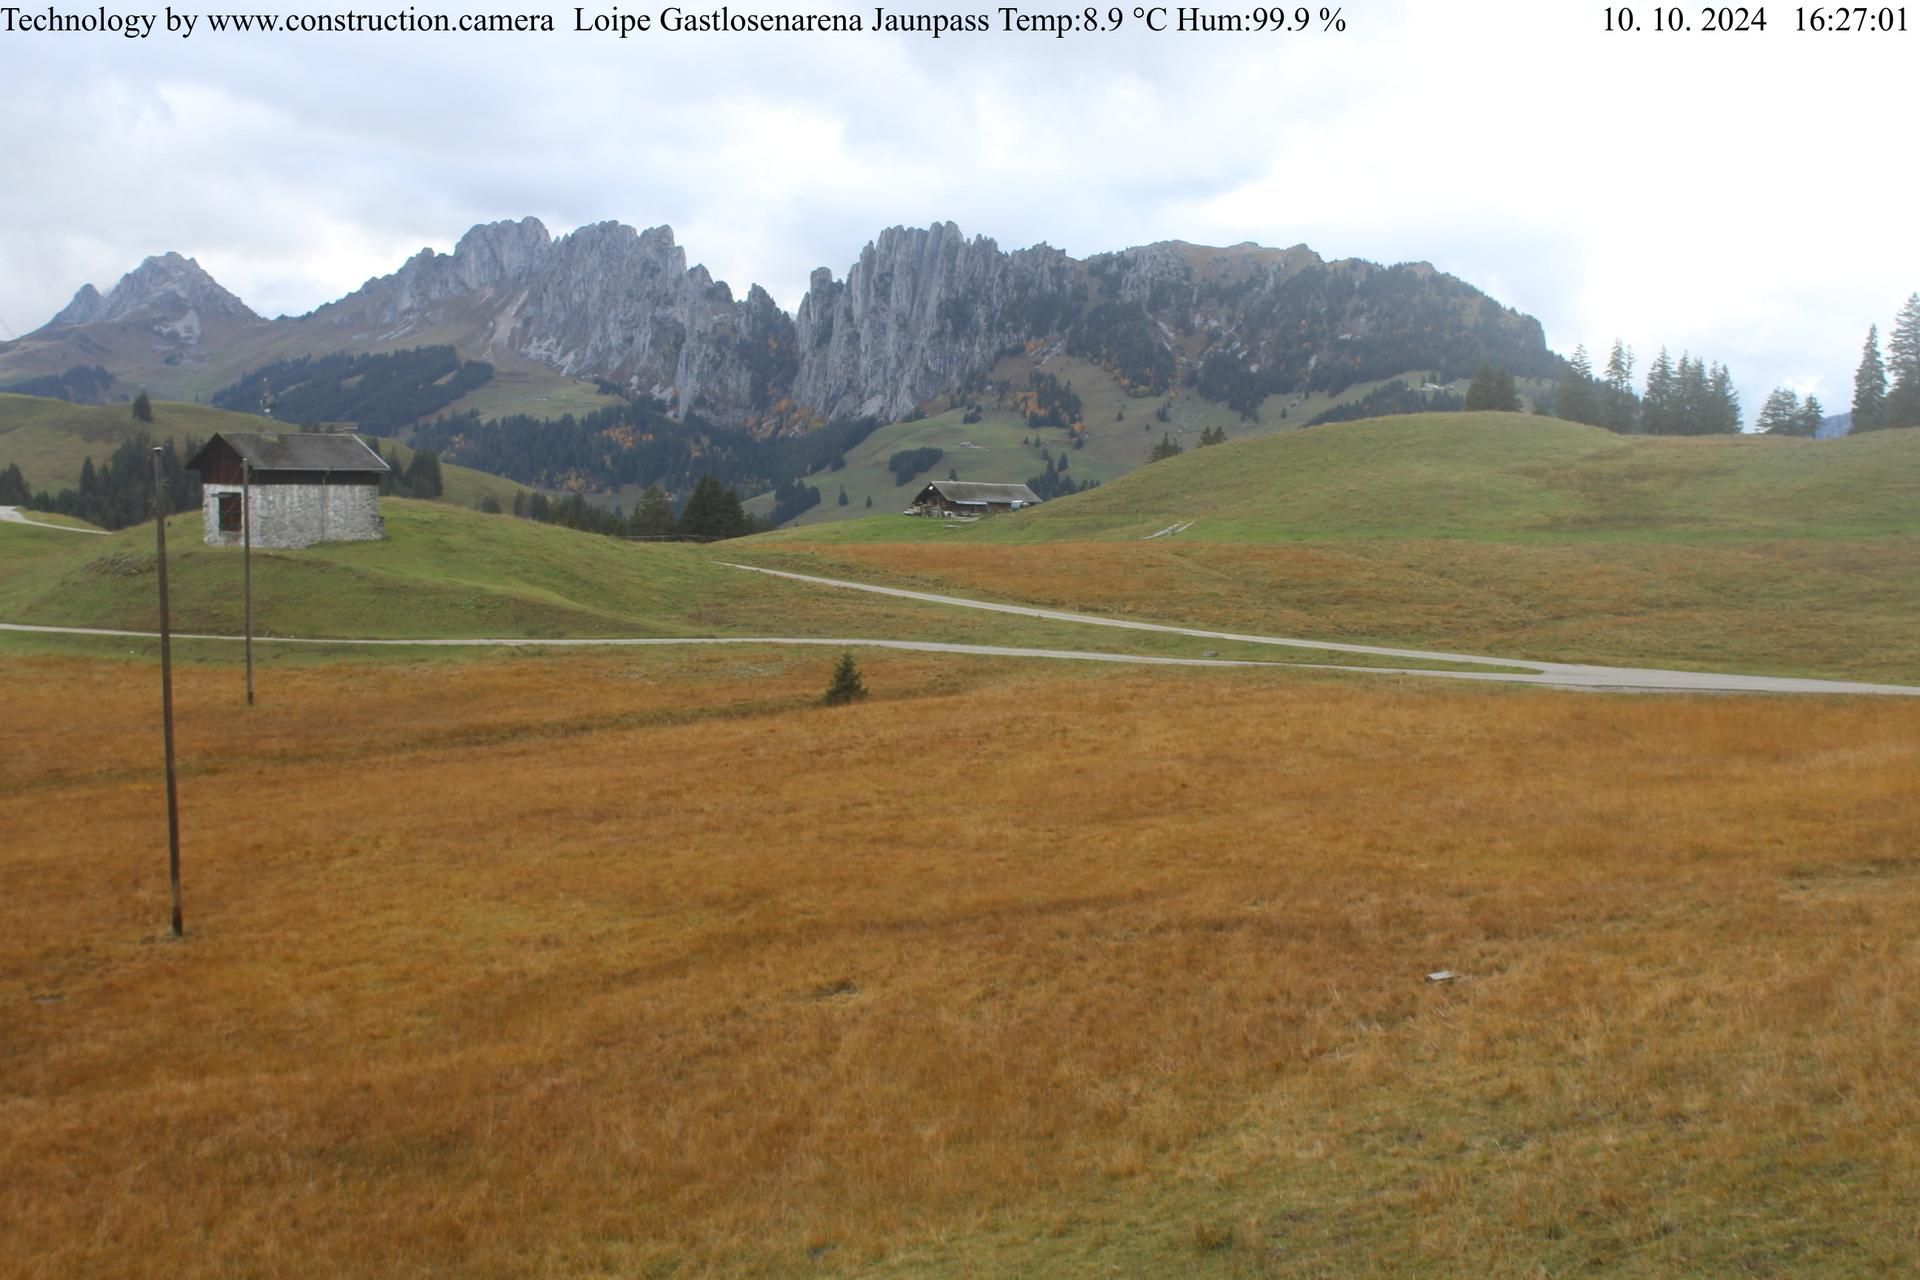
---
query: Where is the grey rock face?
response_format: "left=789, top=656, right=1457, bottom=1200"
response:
left=793, top=222, right=1079, bottom=423
left=315, top=217, right=794, bottom=425
left=48, top=252, right=259, bottom=330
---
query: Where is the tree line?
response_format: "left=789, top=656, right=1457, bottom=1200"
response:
left=2, top=434, right=201, bottom=530
left=502, top=475, right=760, bottom=541
left=212, top=347, right=494, bottom=434
left=1842, top=293, right=1920, bottom=434
left=410, top=402, right=881, bottom=505
left=0, top=364, right=119, bottom=404
left=1312, top=378, right=1465, bottom=425
left=1551, top=341, right=1742, bottom=435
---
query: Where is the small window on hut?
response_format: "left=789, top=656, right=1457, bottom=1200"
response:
left=217, top=492, right=243, bottom=533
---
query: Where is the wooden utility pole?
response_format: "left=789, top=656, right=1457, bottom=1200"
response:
left=243, top=458, right=254, bottom=706
left=152, top=449, right=183, bottom=938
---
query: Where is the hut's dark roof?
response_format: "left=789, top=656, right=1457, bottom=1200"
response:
left=916, top=480, right=1041, bottom=506
left=187, top=432, right=390, bottom=474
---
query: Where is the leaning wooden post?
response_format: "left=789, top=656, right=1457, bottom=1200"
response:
left=152, top=448, right=184, bottom=938
left=243, top=457, right=254, bottom=707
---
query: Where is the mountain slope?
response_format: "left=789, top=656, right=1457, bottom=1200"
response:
left=2, top=219, right=1563, bottom=441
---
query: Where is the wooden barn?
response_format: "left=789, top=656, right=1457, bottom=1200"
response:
left=186, top=432, right=390, bottom=549
left=908, top=480, right=1041, bottom=517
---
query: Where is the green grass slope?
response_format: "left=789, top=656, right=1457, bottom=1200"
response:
left=765, top=413, right=1920, bottom=545
left=1, top=500, right=1366, bottom=666
left=744, top=359, right=1453, bottom=530
left=0, top=392, right=530, bottom=512
left=0, top=501, right=781, bottom=640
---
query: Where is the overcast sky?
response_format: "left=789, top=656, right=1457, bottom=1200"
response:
left=3, top=0, right=1915, bottom=418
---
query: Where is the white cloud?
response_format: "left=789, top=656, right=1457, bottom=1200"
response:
left=4, top=0, right=1916, bottom=413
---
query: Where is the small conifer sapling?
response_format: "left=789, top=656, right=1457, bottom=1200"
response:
left=823, top=652, right=868, bottom=706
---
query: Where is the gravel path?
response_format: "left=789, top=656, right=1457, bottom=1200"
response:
left=0, top=505, right=109, bottom=534
left=718, top=563, right=1920, bottom=697
left=5, top=556, right=1914, bottom=696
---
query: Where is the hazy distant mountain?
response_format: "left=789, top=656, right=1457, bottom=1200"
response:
left=3, top=218, right=1562, bottom=433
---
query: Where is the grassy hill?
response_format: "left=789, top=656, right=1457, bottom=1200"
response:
left=743, top=358, right=1469, bottom=529
left=0, top=392, right=531, bottom=512
left=738, top=415, right=1920, bottom=683
left=0, top=499, right=1348, bottom=666
left=0, top=501, right=867, bottom=641
left=764, top=413, right=1920, bottom=544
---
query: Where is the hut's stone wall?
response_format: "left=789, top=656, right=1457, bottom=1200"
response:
left=201, top=483, right=385, bottom=549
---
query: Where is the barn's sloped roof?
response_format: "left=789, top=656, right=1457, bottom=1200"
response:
left=917, top=480, right=1041, bottom=505
left=187, top=432, right=390, bottom=474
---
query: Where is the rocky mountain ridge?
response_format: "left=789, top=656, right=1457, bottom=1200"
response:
left=20, top=217, right=1561, bottom=430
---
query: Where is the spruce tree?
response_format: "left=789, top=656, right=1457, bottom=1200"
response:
left=1675, top=355, right=1711, bottom=435
left=1708, top=364, right=1742, bottom=434
left=823, top=652, right=868, bottom=706
left=1852, top=325, right=1887, bottom=433
left=131, top=391, right=154, bottom=424
left=1642, top=349, right=1676, bottom=434
left=1797, top=395, right=1826, bottom=438
left=1757, top=387, right=1804, bottom=436
left=678, top=474, right=748, bottom=540
left=629, top=485, right=675, bottom=536
left=1464, top=365, right=1520, bottom=412
left=1602, top=341, right=1637, bottom=432
left=1557, top=345, right=1600, bottom=426
left=404, top=448, right=443, bottom=499
left=1884, top=295, right=1920, bottom=429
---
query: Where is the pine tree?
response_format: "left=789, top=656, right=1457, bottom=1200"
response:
left=1757, top=387, right=1804, bottom=436
left=1852, top=325, right=1887, bottom=433
left=629, top=485, right=675, bottom=536
left=1797, top=395, right=1826, bottom=438
left=1642, top=349, right=1677, bottom=434
left=1675, top=355, right=1711, bottom=435
left=1464, top=365, right=1520, bottom=412
left=131, top=391, right=153, bottom=424
left=1149, top=433, right=1183, bottom=462
left=822, top=652, right=868, bottom=706
left=1883, top=295, right=1920, bottom=429
left=837, top=484, right=849, bottom=507
left=1557, top=345, right=1600, bottom=426
left=1602, top=341, right=1637, bottom=432
left=404, top=448, right=443, bottom=499
left=677, top=475, right=748, bottom=540
left=1708, top=363, right=1742, bottom=434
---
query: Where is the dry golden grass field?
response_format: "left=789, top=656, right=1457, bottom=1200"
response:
left=734, top=538, right=1920, bottom=686
left=5, top=646, right=1920, bottom=1277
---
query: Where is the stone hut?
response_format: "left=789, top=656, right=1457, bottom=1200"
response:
left=186, top=432, right=390, bottom=549
left=908, top=480, right=1042, bottom=517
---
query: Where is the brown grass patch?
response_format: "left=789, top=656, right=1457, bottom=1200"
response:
left=4, top=651, right=1919, bottom=1276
